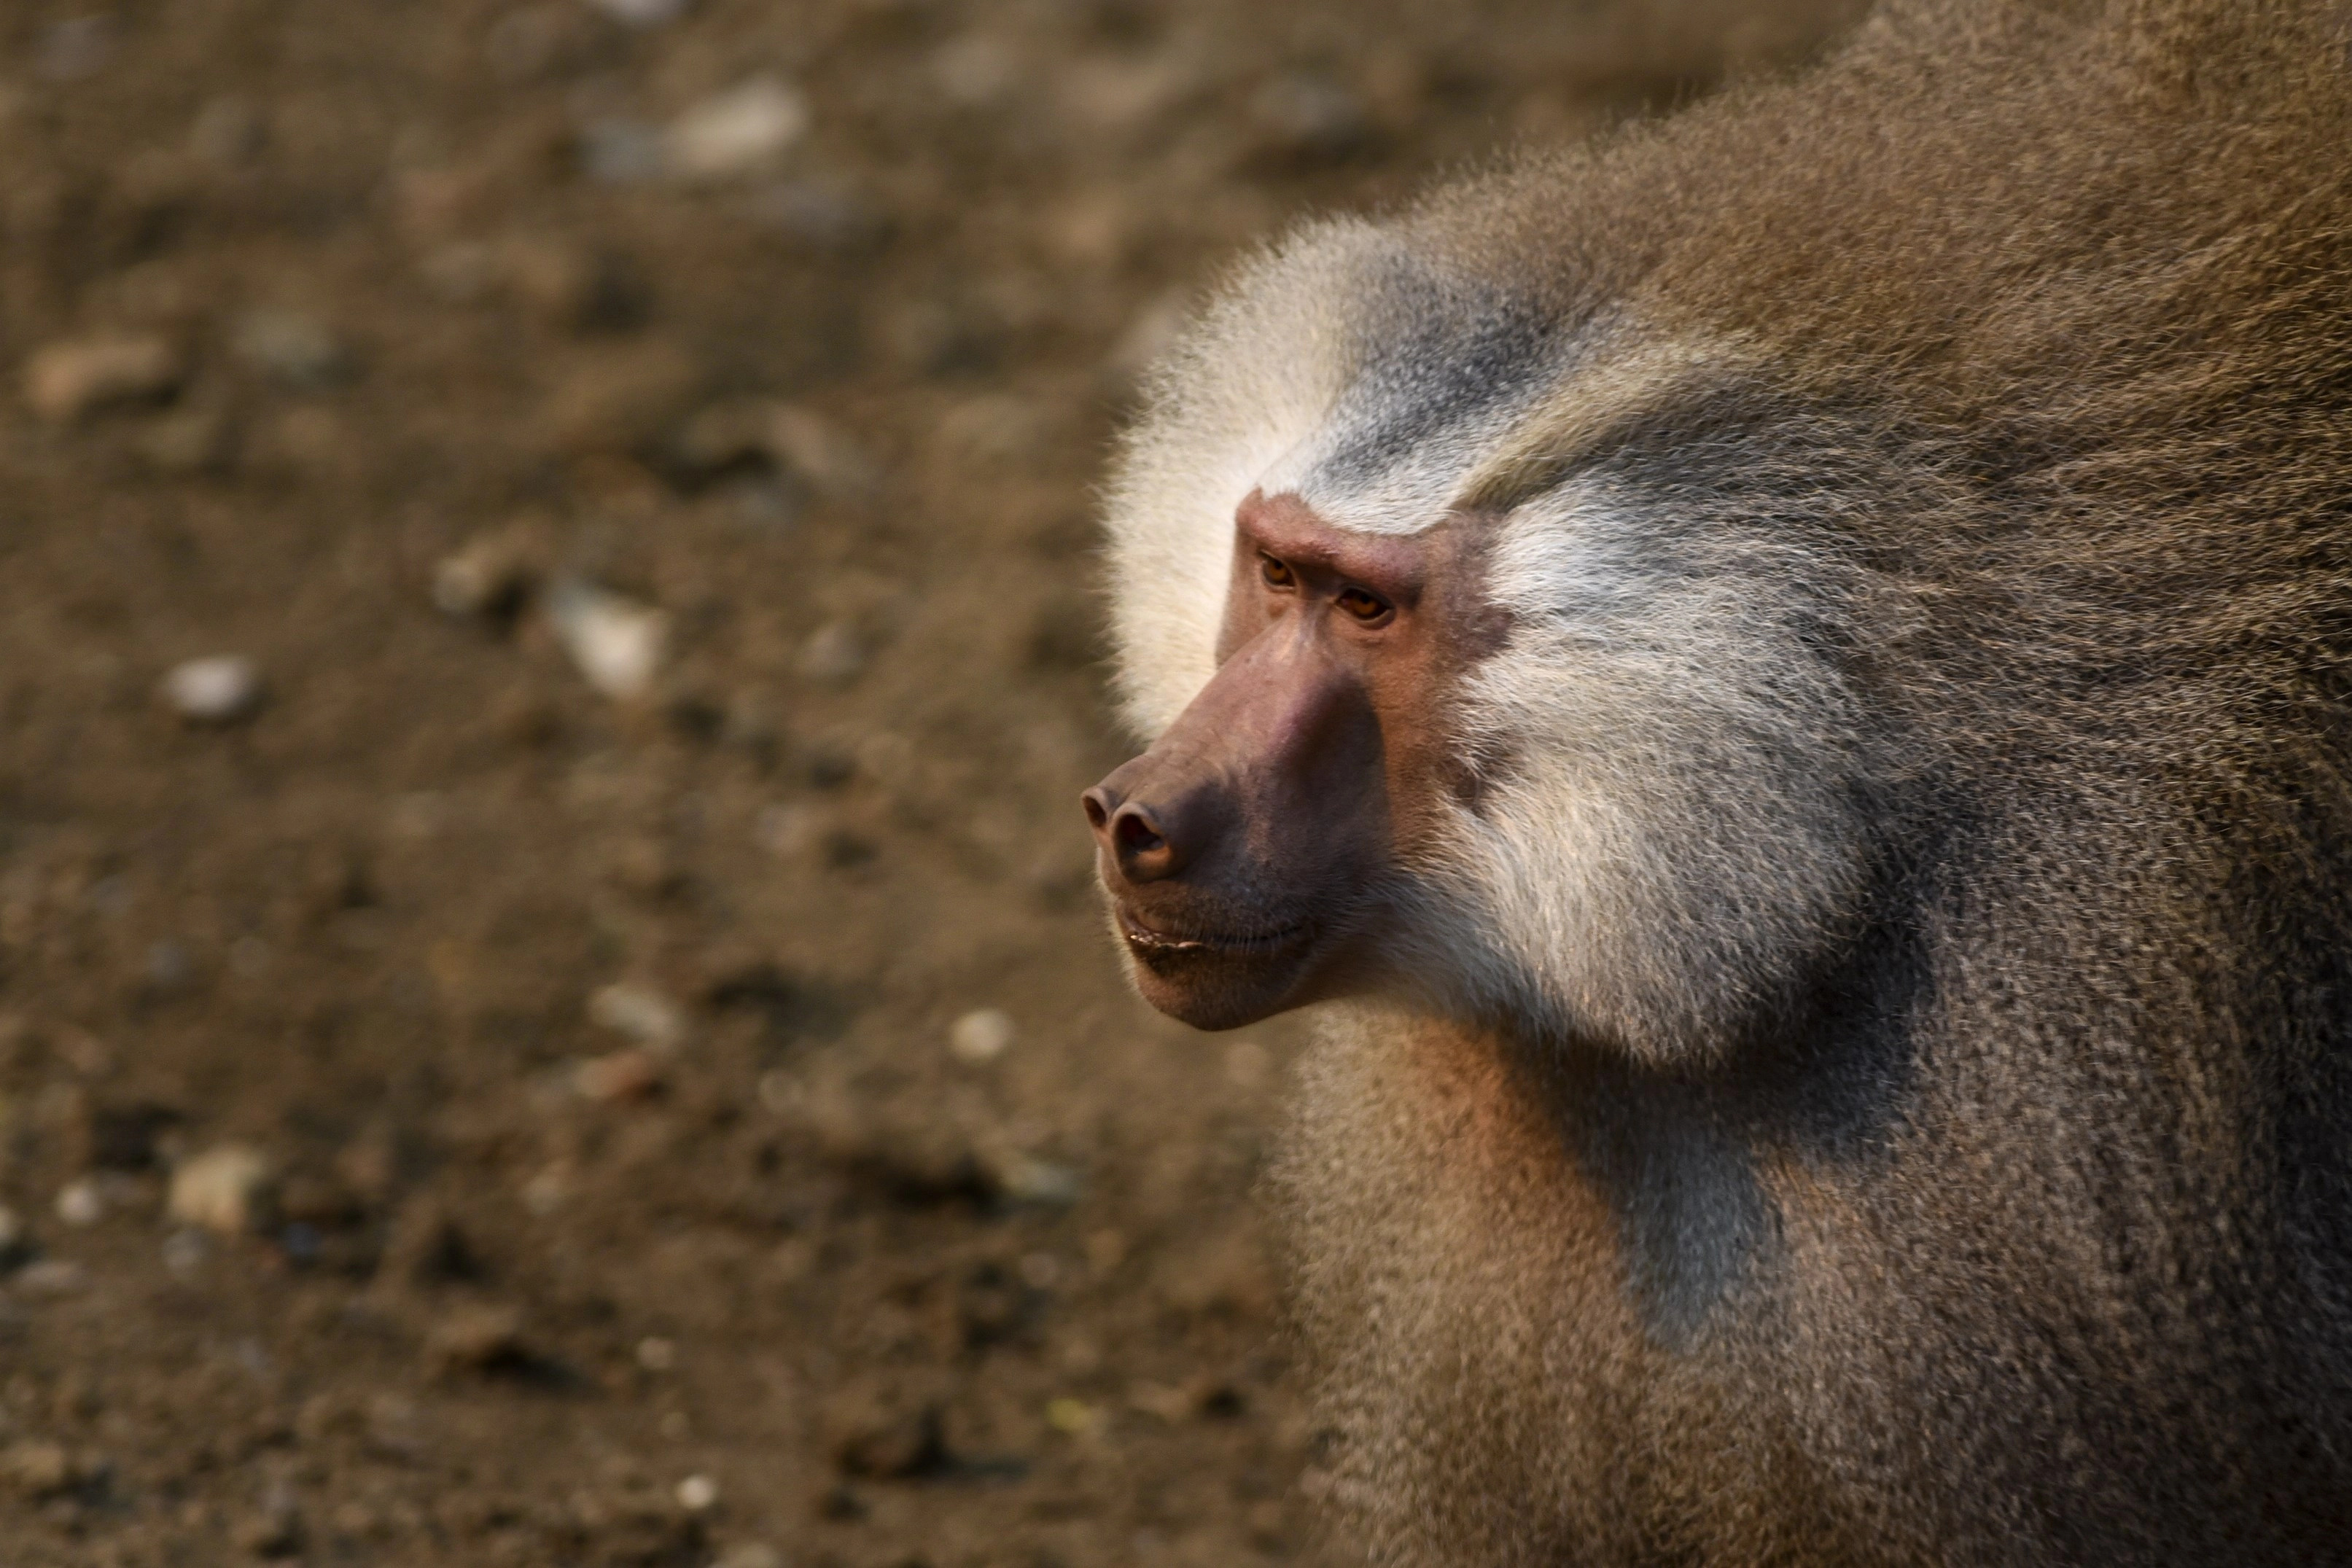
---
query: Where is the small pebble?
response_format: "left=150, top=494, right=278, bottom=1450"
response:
left=635, top=1335, right=677, bottom=1371
left=762, top=404, right=875, bottom=496
left=24, top=335, right=182, bottom=424
left=162, top=655, right=265, bottom=725
left=424, top=1302, right=527, bottom=1374
left=231, top=309, right=350, bottom=390
left=663, top=77, right=809, bottom=183
left=675, top=1473, right=719, bottom=1512
left=948, top=1007, right=1016, bottom=1064
left=53, top=1180, right=104, bottom=1228
left=548, top=580, right=667, bottom=699
left=588, top=982, right=685, bottom=1050
left=573, top=1048, right=661, bottom=1103
left=432, top=537, right=533, bottom=620
left=587, top=0, right=690, bottom=25
left=0, top=1440, right=76, bottom=1497
left=712, top=1547, right=786, bottom=1568
left=1045, top=1397, right=1102, bottom=1437
left=168, top=1143, right=277, bottom=1234
left=997, top=1155, right=1083, bottom=1207
left=796, top=621, right=865, bottom=685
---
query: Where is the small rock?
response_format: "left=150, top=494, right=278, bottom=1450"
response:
left=713, top=1546, right=786, bottom=1568
left=536, top=340, right=699, bottom=453
left=231, top=310, right=351, bottom=390
left=572, top=1047, right=661, bottom=1103
left=995, top=1155, right=1083, bottom=1207
left=235, top=1497, right=303, bottom=1559
left=499, top=238, right=645, bottom=332
left=765, top=406, right=876, bottom=500
left=432, top=528, right=542, bottom=621
left=161, top=655, right=265, bottom=725
left=0, top=1440, right=76, bottom=1498
left=53, top=1180, right=103, bottom=1228
left=424, top=1302, right=528, bottom=1375
left=825, top=1377, right=946, bottom=1478
left=1044, top=1397, right=1102, bottom=1437
left=24, top=335, right=182, bottom=424
left=796, top=622, right=865, bottom=685
left=947, top=1008, right=1015, bottom=1065
left=548, top=580, right=667, bottom=700
left=636, top=1335, right=677, bottom=1371
left=588, top=0, right=690, bottom=25
left=588, top=983, right=685, bottom=1050
left=168, top=1143, right=278, bottom=1234
left=675, top=1473, right=719, bottom=1512
left=663, top=77, right=809, bottom=183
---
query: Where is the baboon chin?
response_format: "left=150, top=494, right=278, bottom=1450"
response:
left=1087, top=0, right=2352, bottom=1561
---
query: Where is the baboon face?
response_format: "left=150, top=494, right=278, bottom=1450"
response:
left=1083, top=491, right=1498, bottom=1030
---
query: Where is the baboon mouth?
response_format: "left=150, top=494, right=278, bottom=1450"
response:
left=1116, top=908, right=1313, bottom=957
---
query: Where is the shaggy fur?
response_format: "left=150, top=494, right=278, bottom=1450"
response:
left=1103, top=0, right=2352, bottom=1561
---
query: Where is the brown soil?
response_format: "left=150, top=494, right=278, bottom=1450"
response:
left=0, top=2, right=1859, bottom=1564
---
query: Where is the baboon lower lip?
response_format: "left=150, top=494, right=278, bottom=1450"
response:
left=1116, top=906, right=1312, bottom=956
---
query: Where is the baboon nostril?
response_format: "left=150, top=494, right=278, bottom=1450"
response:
left=1115, top=808, right=1167, bottom=857
left=1109, top=803, right=1179, bottom=879
left=1081, top=787, right=1113, bottom=833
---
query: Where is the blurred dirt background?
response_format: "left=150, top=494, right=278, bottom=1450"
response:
left=0, top=1, right=1861, bottom=1563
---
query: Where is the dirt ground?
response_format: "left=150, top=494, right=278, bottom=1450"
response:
left=0, top=1, right=1859, bottom=1563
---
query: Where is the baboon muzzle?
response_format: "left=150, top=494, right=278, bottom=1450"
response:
left=1082, top=614, right=1387, bottom=1026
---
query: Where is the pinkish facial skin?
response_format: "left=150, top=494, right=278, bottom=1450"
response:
left=1083, top=490, right=1506, bottom=1031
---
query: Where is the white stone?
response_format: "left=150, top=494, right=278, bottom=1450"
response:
left=53, top=1180, right=103, bottom=1228
left=949, top=1007, right=1016, bottom=1064
left=548, top=580, right=666, bottom=699
left=588, top=982, right=685, bottom=1050
left=663, top=77, right=808, bottom=183
left=168, top=1144, right=276, bottom=1234
left=162, top=655, right=264, bottom=724
left=676, top=1473, right=719, bottom=1511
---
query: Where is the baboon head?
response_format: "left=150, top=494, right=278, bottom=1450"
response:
left=1083, top=489, right=1504, bottom=1031
left=1084, top=225, right=1879, bottom=1061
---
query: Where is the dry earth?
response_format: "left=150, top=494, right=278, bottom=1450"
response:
left=0, top=1, right=1859, bottom=1563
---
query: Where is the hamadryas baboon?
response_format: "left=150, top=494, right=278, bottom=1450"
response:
left=1084, top=0, right=2352, bottom=1561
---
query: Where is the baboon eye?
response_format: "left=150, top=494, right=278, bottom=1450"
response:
left=1336, top=587, right=1391, bottom=623
left=1260, top=554, right=1296, bottom=589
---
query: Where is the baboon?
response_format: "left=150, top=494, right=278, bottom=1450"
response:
left=1082, top=1, right=2352, bottom=1561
